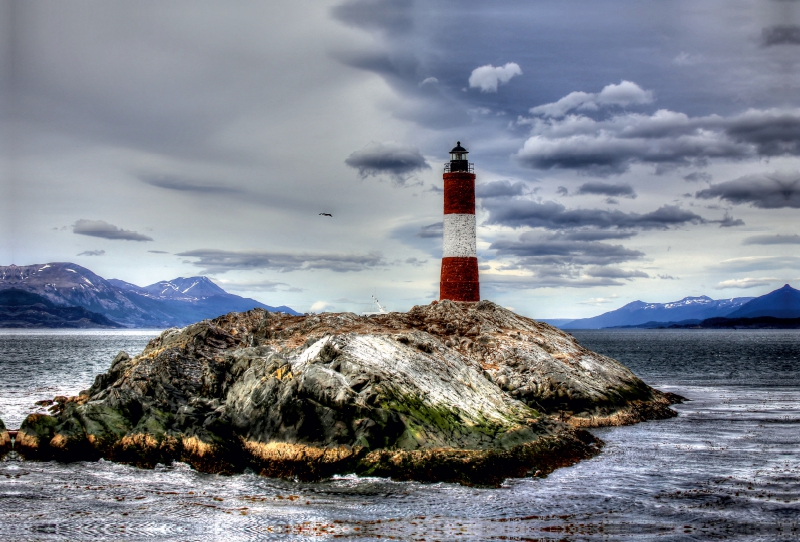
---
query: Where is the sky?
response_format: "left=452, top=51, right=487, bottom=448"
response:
left=2, top=0, right=800, bottom=319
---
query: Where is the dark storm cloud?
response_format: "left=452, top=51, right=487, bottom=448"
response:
left=345, top=142, right=431, bottom=185
left=695, top=171, right=800, bottom=208
left=584, top=267, right=649, bottom=279
left=140, top=175, right=241, bottom=195
left=176, top=249, right=386, bottom=274
left=417, top=222, right=443, bottom=238
left=713, top=214, right=746, bottom=228
left=683, top=172, right=712, bottom=183
left=517, top=105, right=800, bottom=175
left=73, top=219, right=153, bottom=242
left=482, top=228, right=649, bottom=289
left=331, top=0, right=414, bottom=35
left=761, top=25, right=800, bottom=47
left=77, top=250, right=105, bottom=256
left=560, top=230, right=638, bottom=241
left=475, top=180, right=526, bottom=198
left=482, top=199, right=705, bottom=230
left=489, top=231, right=644, bottom=267
left=743, top=234, right=800, bottom=245
left=574, top=182, right=636, bottom=199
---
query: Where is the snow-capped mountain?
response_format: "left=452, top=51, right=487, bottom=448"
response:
left=108, top=276, right=228, bottom=301
left=0, top=263, right=298, bottom=327
left=561, top=295, right=755, bottom=329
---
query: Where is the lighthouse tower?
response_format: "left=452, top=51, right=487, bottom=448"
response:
left=440, top=142, right=480, bottom=302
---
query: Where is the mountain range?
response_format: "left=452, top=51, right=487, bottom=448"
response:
left=549, top=284, right=800, bottom=329
left=0, top=262, right=298, bottom=328
left=0, top=288, right=125, bottom=329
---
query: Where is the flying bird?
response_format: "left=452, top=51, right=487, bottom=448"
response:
left=319, top=213, right=333, bottom=217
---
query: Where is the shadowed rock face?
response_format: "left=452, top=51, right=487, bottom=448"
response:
left=15, top=300, right=679, bottom=486
left=0, top=418, right=10, bottom=458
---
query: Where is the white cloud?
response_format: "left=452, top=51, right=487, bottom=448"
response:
left=529, top=80, right=654, bottom=118
left=468, top=62, right=522, bottom=93
left=419, top=77, right=438, bottom=87
left=310, top=301, right=333, bottom=312
left=716, top=277, right=779, bottom=289
left=516, top=107, right=800, bottom=174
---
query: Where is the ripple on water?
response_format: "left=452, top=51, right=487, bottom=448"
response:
left=0, top=330, right=799, bottom=539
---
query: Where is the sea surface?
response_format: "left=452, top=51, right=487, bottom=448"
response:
left=0, top=328, right=798, bottom=541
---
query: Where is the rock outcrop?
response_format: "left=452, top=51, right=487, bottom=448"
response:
left=0, top=418, right=10, bottom=458
left=16, top=300, right=680, bottom=486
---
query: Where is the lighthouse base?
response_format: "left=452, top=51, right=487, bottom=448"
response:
left=440, top=257, right=480, bottom=302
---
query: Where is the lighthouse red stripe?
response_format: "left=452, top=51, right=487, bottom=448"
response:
left=443, top=172, right=476, bottom=215
left=440, top=256, right=480, bottom=302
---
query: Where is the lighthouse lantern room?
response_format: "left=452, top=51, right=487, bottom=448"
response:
left=440, top=142, right=480, bottom=302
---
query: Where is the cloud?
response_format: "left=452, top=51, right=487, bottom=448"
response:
left=475, top=180, right=526, bottom=198
left=468, top=62, right=522, bottom=93
left=139, top=174, right=240, bottom=195
left=405, top=257, right=428, bottom=267
left=761, top=25, right=800, bottom=47
left=529, top=80, right=654, bottom=118
left=482, top=199, right=705, bottom=230
left=344, top=141, right=430, bottom=185
left=484, top=230, right=647, bottom=290
left=77, top=250, right=106, bottom=256
left=490, top=231, right=643, bottom=267
left=73, top=219, right=153, bottom=242
left=176, top=249, right=385, bottom=274
left=417, top=222, right=443, bottom=238
left=672, top=52, right=703, bottom=65
left=718, top=256, right=800, bottom=272
left=716, top=277, right=779, bottom=289
left=556, top=186, right=569, bottom=196
left=695, top=171, right=800, bottom=208
left=579, top=295, right=620, bottom=305
left=331, top=0, right=413, bottom=35
left=743, top=234, right=800, bottom=245
left=148, top=250, right=170, bottom=254
left=584, top=266, right=649, bottom=279
left=516, top=107, right=800, bottom=175
left=215, top=279, right=302, bottom=293
left=419, top=77, right=438, bottom=87
left=481, top=273, right=637, bottom=291
left=310, top=301, right=333, bottom=312
left=713, top=213, right=745, bottom=228
left=574, top=181, right=637, bottom=199
left=683, top=172, right=712, bottom=183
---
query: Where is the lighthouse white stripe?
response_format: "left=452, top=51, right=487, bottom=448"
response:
left=443, top=213, right=477, bottom=258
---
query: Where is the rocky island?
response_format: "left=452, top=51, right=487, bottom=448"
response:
left=6, top=301, right=681, bottom=486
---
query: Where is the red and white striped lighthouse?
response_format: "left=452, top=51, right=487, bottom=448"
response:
left=440, top=142, right=480, bottom=302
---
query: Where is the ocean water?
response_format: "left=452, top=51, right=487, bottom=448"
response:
left=0, top=328, right=798, bottom=541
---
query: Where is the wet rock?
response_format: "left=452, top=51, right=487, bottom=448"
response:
left=19, top=300, right=680, bottom=485
left=0, top=418, right=10, bottom=458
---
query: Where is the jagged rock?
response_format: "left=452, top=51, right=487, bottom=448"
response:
left=17, top=300, right=679, bottom=486
left=0, top=418, right=10, bottom=458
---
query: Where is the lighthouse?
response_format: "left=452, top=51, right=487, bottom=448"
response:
left=440, top=142, right=480, bottom=302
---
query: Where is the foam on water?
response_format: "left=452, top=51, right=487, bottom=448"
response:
left=0, top=329, right=798, bottom=540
